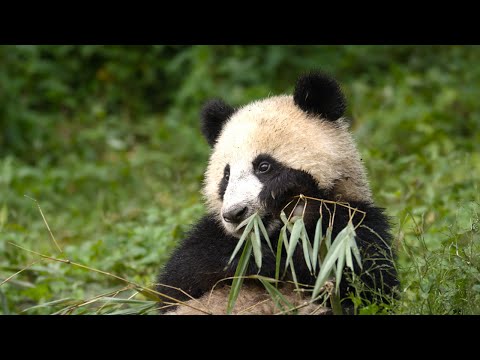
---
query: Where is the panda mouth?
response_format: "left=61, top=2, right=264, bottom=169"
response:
left=227, top=202, right=306, bottom=240
left=227, top=213, right=273, bottom=238
left=224, top=200, right=307, bottom=238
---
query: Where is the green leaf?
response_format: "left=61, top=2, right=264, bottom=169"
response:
left=227, top=240, right=253, bottom=314
left=251, top=225, right=262, bottom=270
left=312, top=225, right=350, bottom=299
left=301, top=229, right=313, bottom=274
left=227, top=215, right=256, bottom=266
left=280, top=210, right=294, bottom=232
left=275, top=226, right=287, bottom=283
left=256, top=215, right=274, bottom=255
left=349, top=231, right=362, bottom=269
left=286, top=218, right=303, bottom=269
left=281, top=223, right=300, bottom=288
left=312, top=217, right=322, bottom=272
left=335, top=246, right=346, bottom=293
left=259, top=278, right=295, bottom=314
left=325, top=225, right=335, bottom=274
left=325, top=226, right=333, bottom=249
left=346, top=240, right=353, bottom=271
left=235, top=212, right=257, bottom=232
left=332, top=223, right=355, bottom=292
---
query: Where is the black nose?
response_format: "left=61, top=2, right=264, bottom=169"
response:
left=223, top=206, right=248, bottom=224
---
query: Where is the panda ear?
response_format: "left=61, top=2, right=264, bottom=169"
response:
left=293, top=71, right=346, bottom=121
left=200, top=99, right=235, bottom=147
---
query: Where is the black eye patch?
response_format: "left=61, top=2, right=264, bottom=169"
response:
left=252, top=154, right=283, bottom=182
left=218, top=164, right=229, bottom=200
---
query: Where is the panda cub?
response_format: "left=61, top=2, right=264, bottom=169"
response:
left=156, top=71, right=399, bottom=314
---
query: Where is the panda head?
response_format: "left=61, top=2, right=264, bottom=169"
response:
left=201, top=71, right=372, bottom=237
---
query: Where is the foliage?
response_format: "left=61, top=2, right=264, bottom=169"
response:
left=225, top=199, right=362, bottom=315
left=0, top=45, right=479, bottom=314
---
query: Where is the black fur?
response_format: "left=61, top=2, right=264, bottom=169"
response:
left=293, top=71, right=346, bottom=121
left=156, top=215, right=277, bottom=304
left=157, top=155, right=399, bottom=312
left=200, top=99, right=236, bottom=147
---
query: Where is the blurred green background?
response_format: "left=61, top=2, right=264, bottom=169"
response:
left=0, top=45, right=479, bottom=314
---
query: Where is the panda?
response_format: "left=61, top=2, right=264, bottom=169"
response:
left=156, top=71, right=399, bottom=315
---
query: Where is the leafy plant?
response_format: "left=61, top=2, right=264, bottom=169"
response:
left=225, top=196, right=366, bottom=315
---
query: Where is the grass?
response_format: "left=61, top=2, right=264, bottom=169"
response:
left=1, top=45, right=479, bottom=314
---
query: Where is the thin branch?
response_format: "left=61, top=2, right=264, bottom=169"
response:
left=0, top=260, right=40, bottom=287
left=298, top=195, right=367, bottom=216
left=24, top=195, right=63, bottom=255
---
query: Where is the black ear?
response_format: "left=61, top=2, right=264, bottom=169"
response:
left=293, top=71, right=346, bottom=121
left=200, top=99, right=236, bottom=147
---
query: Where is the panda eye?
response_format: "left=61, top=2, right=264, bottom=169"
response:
left=257, top=161, right=271, bottom=173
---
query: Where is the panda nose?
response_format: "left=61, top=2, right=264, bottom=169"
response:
left=223, top=206, right=248, bottom=224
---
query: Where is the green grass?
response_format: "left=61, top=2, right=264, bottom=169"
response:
left=0, top=45, right=479, bottom=314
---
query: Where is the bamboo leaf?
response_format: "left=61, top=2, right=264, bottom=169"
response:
left=259, top=278, right=295, bottom=313
left=345, top=240, right=353, bottom=271
left=280, top=210, right=294, bottom=232
left=325, top=226, right=333, bottom=249
left=235, top=213, right=256, bottom=232
left=227, top=215, right=255, bottom=266
left=312, top=217, right=322, bottom=272
left=312, top=226, right=349, bottom=299
left=256, top=215, right=274, bottom=255
left=285, top=218, right=303, bottom=269
left=227, top=240, right=253, bottom=314
left=349, top=225, right=362, bottom=269
left=301, top=230, right=313, bottom=274
left=332, top=223, right=356, bottom=292
left=275, top=226, right=287, bottom=282
left=326, top=226, right=335, bottom=274
left=280, top=226, right=300, bottom=289
left=335, top=245, right=346, bottom=293
left=345, top=221, right=360, bottom=273
left=281, top=225, right=300, bottom=286
left=251, top=227, right=262, bottom=270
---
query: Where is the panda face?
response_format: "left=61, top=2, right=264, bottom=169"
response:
left=218, top=152, right=323, bottom=237
left=201, top=72, right=374, bottom=237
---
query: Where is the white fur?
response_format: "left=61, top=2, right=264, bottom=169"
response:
left=221, top=161, right=263, bottom=235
